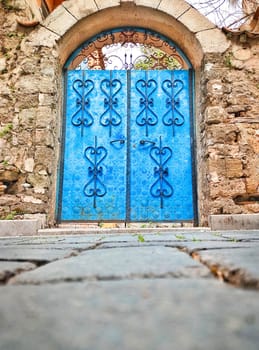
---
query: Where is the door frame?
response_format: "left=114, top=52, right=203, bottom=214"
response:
left=57, top=28, right=198, bottom=225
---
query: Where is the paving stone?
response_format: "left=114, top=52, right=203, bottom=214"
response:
left=197, top=246, right=259, bottom=286
left=0, top=279, right=259, bottom=350
left=0, top=247, right=78, bottom=262
left=221, top=232, right=259, bottom=241
left=0, top=261, right=36, bottom=282
left=175, top=240, right=258, bottom=254
left=12, top=247, right=211, bottom=284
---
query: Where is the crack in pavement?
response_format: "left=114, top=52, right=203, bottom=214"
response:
left=180, top=248, right=259, bottom=290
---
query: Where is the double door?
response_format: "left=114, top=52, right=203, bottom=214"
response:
left=60, top=70, right=194, bottom=221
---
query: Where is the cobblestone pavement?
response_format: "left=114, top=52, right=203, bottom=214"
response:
left=0, top=230, right=259, bottom=350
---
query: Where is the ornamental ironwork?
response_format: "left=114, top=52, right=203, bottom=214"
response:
left=150, top=136, right=173, bottom=208
left=135, top=73, right=158, bottom=136
left=162, top=75, right=185, bottom=136
left=100, top=74, right=122, bottom=137
left=84, top=136, right=107, bottom=208
left=67, top=28, right=188, bottom=71
left=70, top=76, right=94, bottom=136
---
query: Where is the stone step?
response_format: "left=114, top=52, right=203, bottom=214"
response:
left=209, top=214, right=259, bottom=230
left=0, top=220, right=42, bottom=236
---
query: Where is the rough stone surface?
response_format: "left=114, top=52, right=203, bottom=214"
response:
left=210, top=214, right=259, bottom=230
left=0, top=261, right=35, bottom=282
left=0, top=230, right=259, bottom=349
left=0, top=219, right=41, bottom=236
left=1, top=279, right=259, bottom=350
left=196, top=245, right=259, bottom=287
left=158, top=0, right=191, bottom=18
left=0, top=247, right=78, bottom=262
left=12, top=246, right=211, bottom=284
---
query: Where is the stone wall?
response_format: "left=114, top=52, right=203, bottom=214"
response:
left=200, top=38, right=259, bottom=224
left=0, top=0, right=60, bottom=225
left=0, top=0, right=258, bottom=226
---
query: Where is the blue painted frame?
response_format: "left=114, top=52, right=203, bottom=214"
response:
left=57, top=28, right=197, bottom=224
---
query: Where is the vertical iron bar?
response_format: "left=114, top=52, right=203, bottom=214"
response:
left=109, top=71, right=112, bottom=137
left=171, top=70, right=175, bottom=137
left=126, top=70, right=131, bottom=222
left=81, top=71, right=85, bottom=137
left=189, top=69, right=198, bottom=226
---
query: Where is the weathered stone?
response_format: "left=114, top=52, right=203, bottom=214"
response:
left=210, top=179, right=246, bottom=199
left=0, top=219, right=40, bottom=236
left=158, top=0, right=190, bottom=18
left=95, top=0, right=120, bottom=10
left=0, top=168, right=19, bottom=182
left=35, top=129, right=54, bottom=147
left=27, top=173, right=50, bottom=189
left=12, top=246, right=210, bottom=284
left=62, top=0, right=98, bottom=20
left=179, top=7, right=215, bottom=33
left=0, top=279, right=259, bottom=350
left=24, top=158, right=34, bottom=173
left=205, top=106, right=226, bottom=124
left=18, top=108, right=36, bottom=128
left=196, top=29, right=230, bottom=53
left=0, top=261, right=36, bottom=282
left=0, top=57, right=7, bottom=72
left=135, top=0, right=160, bottom=8
left=225, top=158, right=243, bottom=178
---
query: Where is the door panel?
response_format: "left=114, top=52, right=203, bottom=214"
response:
left=60, top=70, right=194, bottom=222
left=130, top=70, right=193, bottom=221
left=61, top=70, right=127, bottom=220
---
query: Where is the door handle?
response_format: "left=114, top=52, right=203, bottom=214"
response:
left=139, top=139, right=156, bottom=146
left=110, top=139, right=125, bottom=145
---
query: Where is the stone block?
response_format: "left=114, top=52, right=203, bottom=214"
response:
left=209, top=214, right=259, bottom=230
left=0, top=220, right=41, bottom=236
left=208, top=158, right=225, bottom=176
left=205, top=106, right=226, bottom=124
left=62, top=0, right=97, bottom=20
left=225, top=158, right=243, bottom=178
left=95, top=0, right=120, bottom=9
left=135, top=0, right=160, bottom=8
left=158, top=0, right=190, bottom=18
left=210, top=179, right=246, bottom=199
left=179, top=7, right=215, bottom=33
left=43, top=5, right=77, bottom=36
left=196, top=29, right=230, bottom=53
left=28, top=27, right=60, bottom=48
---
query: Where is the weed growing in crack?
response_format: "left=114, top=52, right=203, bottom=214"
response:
left=175, top=234, right=186, bottom=240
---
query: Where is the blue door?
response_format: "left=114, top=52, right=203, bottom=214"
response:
left=60, top=70, right=194, bottom=221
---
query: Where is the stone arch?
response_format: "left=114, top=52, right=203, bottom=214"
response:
left=24, top=0, right=230, bottom=225
left=28, top=1, right=229, bottom=68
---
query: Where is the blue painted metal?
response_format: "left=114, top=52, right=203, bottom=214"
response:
left=83, top=136, right=108, bottom=208
left=60, top=69, right=193, bottom=221
left=100, top=73, right=123, bottom=137
left=150, top=136, right=174, bottom=209
left=70, top=74, right=94, bottom=137
left=61, top=70, right=127, bottom=221
left=135, top=73, right=158, bottom=137
left=130, top=70, right=193, bottom=221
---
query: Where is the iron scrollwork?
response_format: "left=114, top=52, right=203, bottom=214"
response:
left=84, top=136, right=107, bottom=208
left=68, top=28, right=187, bottom=71
left=162, top=76, right=185, bottom=136
left=150, top=136, right=173, bottom=209
left=100, top=75, right=122, bottom=137
left=135, top=73, right=158, bottom=137
left=71, top=78, right=94, bottom=137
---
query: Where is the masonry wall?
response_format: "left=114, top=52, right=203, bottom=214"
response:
left=0, top=1, right=258, bottom=226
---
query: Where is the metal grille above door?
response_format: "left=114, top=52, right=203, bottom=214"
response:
left=59, top=69, right=194, bottom=222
